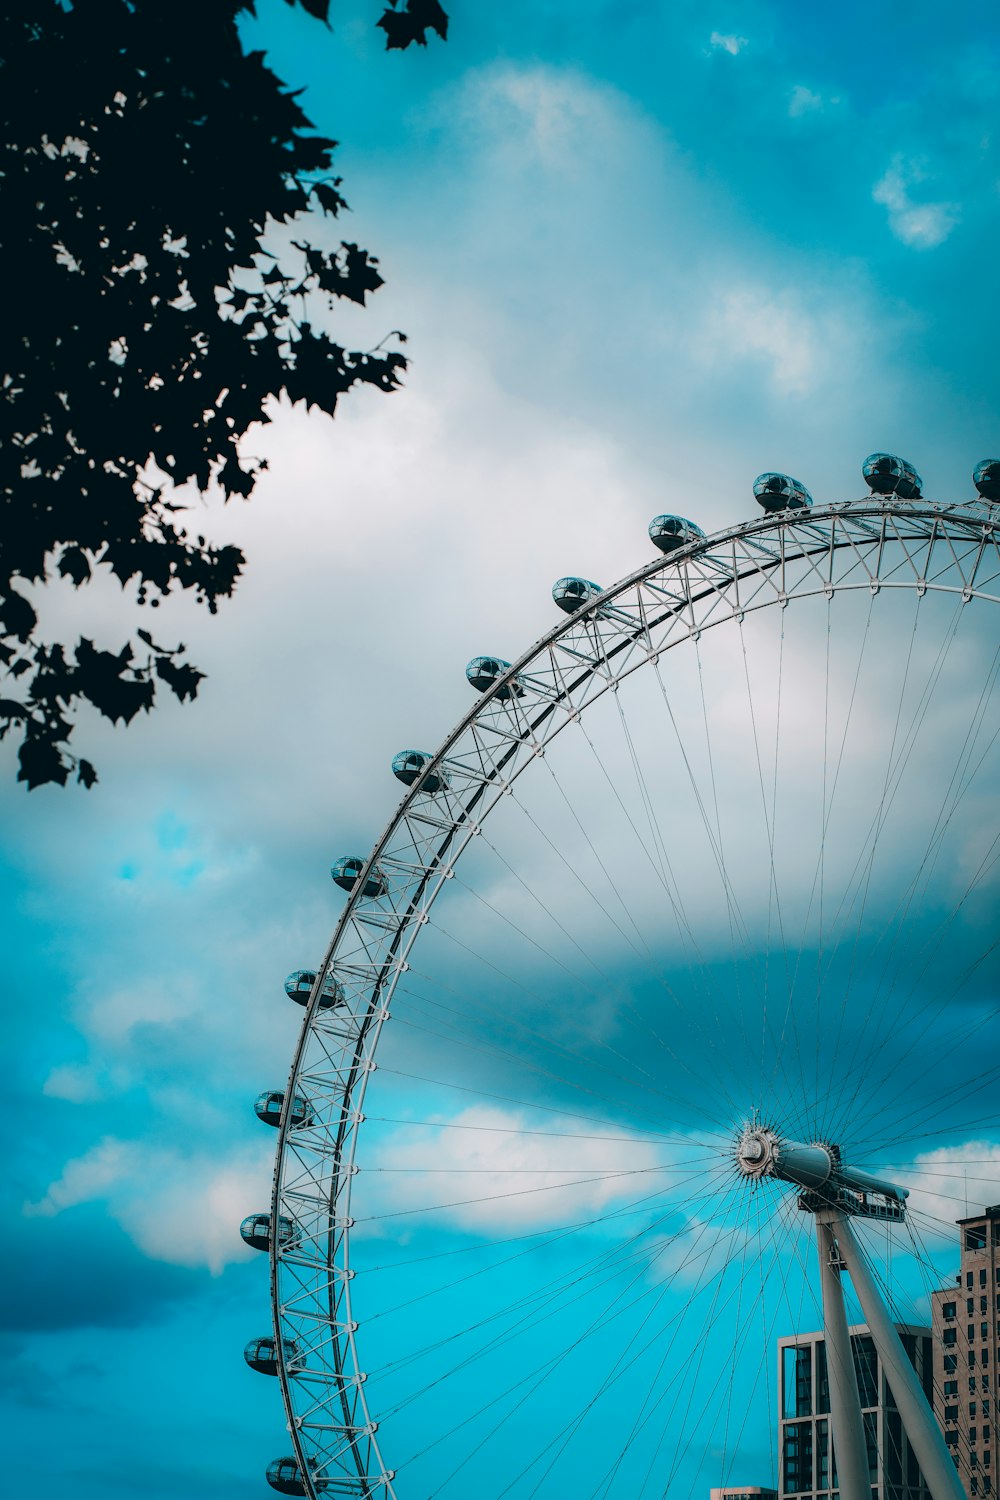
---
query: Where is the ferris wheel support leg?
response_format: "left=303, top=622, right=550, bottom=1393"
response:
left=816, top=1214, right=870, bottom=1500
left=830, top=1211, right=966, bottom=1500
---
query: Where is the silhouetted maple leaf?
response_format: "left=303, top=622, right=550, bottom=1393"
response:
left=77, top=758, right=98, bottom=789
left=378, top=0, right=449, bottom=49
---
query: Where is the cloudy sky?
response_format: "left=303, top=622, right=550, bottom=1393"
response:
left=4, top=2, right=999, bottom=1497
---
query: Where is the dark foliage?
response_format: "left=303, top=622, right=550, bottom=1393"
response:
left=377, top=0, right=449, bottom=49
left=0, top=0, right=447, bottom=789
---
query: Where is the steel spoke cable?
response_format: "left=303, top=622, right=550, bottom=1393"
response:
left=361, top=1176, right=729, bottom=1394
left=655, top=1180, right=807, bottom=1496
left=649, top=648, right=759, bottom=1072
left=813, top=588, right=931, bottom=1125
left=390, top=1169, right=746, bottom=1487
left=528, top=1181, right=770, bottom=1500
left=568, top=700, right=756, bottom=1122
left=379, top=1065, right=734, bottom=1144
left=731, top=612, right=812, bottom=1129
left=356, top=1174, right=726, bottom=1278
left=817, top=928, right=1000, bottom=1158
left=407, top=843, right=754, bottom=1128
left=362, top=1172, right=730, bottom=1382
left=819, top=593, right=968, bottom=1128
left=479, top=1172, right=757, bottom=1499
left=835, top=651, right=1000, bottom=1115
left=510, top=1213, right=747, bottom=1499
left=388, top=998, right=727, bottom=1137
left=781, top=588, right=876, bottom=1141
left=392, top=950, right=722, bottom=1132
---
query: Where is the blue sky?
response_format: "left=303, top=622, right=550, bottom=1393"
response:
left=4, top=2, right=1000, bottom=1496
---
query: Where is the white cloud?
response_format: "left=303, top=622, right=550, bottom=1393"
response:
left=904, top=1141, right=1000, bottom=1238
left=789, top=85, right=823, bottom=117
left=443, top=63, right=644, bottom=177
left=24, top=1137, right=135, bottom=1217
left=873, top=156, right=959, bottom=248
left=358, top=1106, right=669, bottom=1235
left=646, top=1213, right=755, bottom=1286
left=23, top=1136, right=273, bottom=1275
left=702, top=285, right=821, bottom=395
left=84, top=976, right=201, bottom=1045
left=710, top=31, right=747, bottom=55
left=42, top=1063, right=104, bottom=1102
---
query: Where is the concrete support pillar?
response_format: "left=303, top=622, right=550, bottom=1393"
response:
left=816, top=1215, right=871, bottom=1500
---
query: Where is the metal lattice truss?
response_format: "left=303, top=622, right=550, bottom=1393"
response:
left=266, top=497, right=1000, bottom=1498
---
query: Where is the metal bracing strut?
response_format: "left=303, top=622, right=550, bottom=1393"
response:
left=831, top=1212, right=965, bottom=1500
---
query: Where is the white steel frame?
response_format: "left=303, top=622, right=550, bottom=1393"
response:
left=264, top=496, right=1000, bottom=1498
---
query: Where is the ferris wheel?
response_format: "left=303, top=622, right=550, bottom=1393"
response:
left=241, top=455, right=1000, bottom=1499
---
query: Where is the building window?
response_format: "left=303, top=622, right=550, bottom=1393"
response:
left=946, top=1430, right=959, bottom=1446
left=782, top=1420, right=813, bottom=1493
left=782, top=1344, right=812, bottom=1418
left=972, top=1377, right=979, bottom=1392
left=946, top=1406, right=959, bottom=1421
left=852, top=1335, right=879, bottom=1409
left=973, top=1482, right=979, bottom=1496
left=944, top=1301, right=957, bottom=1319
left=944, top=1329, right=958, bottom=1346
left=945, top=1354, right=958, bottom=1372
left=945, top=1381, right=959, bottom=1395
left=816, top=1418, right=831, bottom=1492
left=967, top=1225, right=988, bottom=1251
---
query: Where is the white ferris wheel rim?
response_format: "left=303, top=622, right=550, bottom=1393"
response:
left=263, top=493, right=1000, bottom=1499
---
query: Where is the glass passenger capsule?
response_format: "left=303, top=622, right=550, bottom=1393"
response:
left=239, top=1213, right=293, bottom=1253
left=552, top=577, right=603, bottom=613
left=752, top=473, right=814, bottom=512
left=253, top=1090, right=314, bottom=1130
left=392, top=749, right=446, bottom=793
left=862, top=452, right=922, bottom=499
left=330, top=856, right=388, bottom=899
left=284, top=968, right=345, bottom=1010
left=266, top=1458, right=328, bottom=1496
left=973, top=459, right=1000, bottom=501
left=648, top=515, right=706, bottom=553
left=466, top=656, right=525, bottom=699
left=244, top=1336, right=303, bottom=1376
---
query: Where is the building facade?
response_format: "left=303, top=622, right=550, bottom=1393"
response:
left=777, top=1323, right=934, bottom=1500
left=710, top=1489, right=778, bottom=1499
left=931, top=1204, right=1000, bottom=1498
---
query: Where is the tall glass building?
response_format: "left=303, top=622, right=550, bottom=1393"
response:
left=777, top=1323, right=934, bottom=1499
